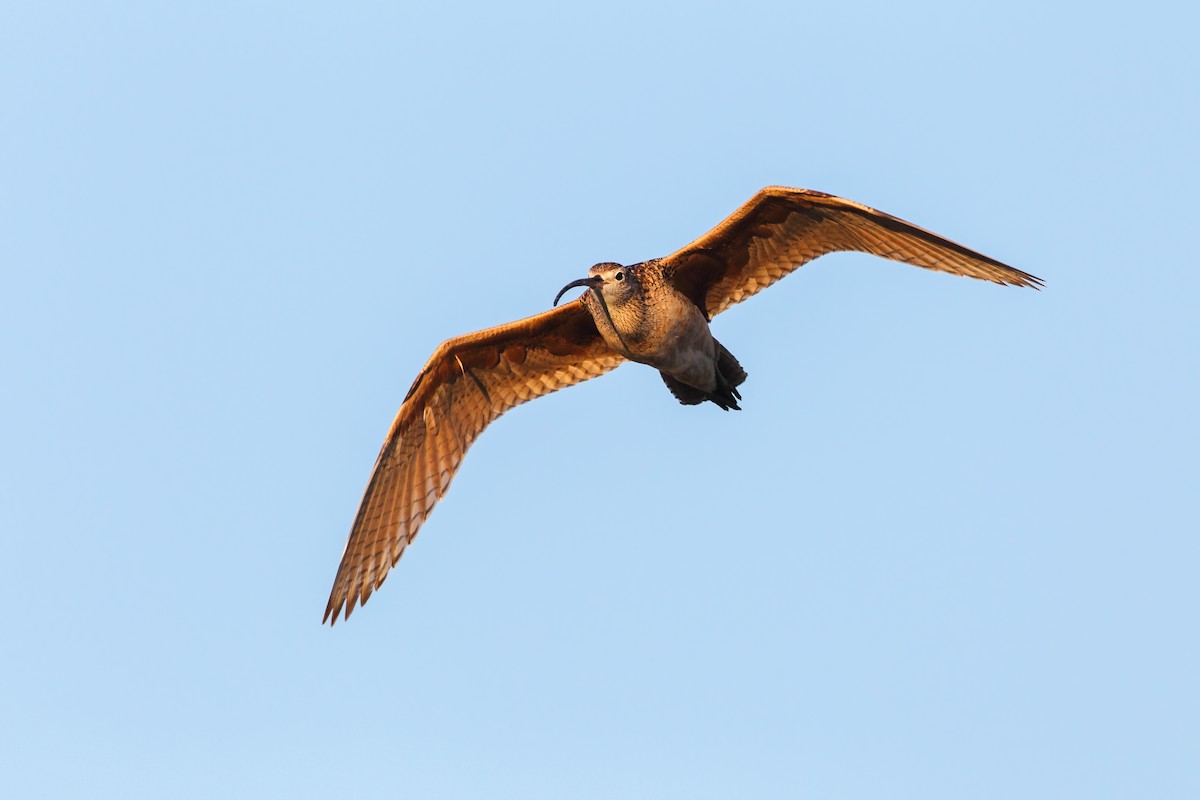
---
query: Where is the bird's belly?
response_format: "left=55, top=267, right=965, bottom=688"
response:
left=629, top=300, right=717, bottom=390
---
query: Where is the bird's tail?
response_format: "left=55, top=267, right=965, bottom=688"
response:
left=716, top=340, right=747, bottom=389
left=707, top=339, right=746, bottom=411
left=659, top=340, right=747, bottom=410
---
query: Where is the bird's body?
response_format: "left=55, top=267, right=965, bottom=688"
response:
left=324, top=186, right=1042, bottom=624
left=576, top=260, right=744, bottom=408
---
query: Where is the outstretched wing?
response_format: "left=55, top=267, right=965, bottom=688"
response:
left=325, top=300, right=623, bottom=624
left=666, top=186, right=1042, bottom=318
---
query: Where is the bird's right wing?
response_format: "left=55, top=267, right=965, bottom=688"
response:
left=324, top=299, right=623, bottom=624
left=665, top=186, right=1042, bottom=319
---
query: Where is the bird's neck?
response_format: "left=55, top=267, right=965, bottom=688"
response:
left=584, top=291, right=647, bottom=355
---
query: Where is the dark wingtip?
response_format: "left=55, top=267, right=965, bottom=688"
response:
left=1002, top=267, right=1044, bottom=290
left=323, top=594, right=352, bottom=627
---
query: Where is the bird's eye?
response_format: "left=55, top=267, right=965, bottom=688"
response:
left=614, top=271, right=625, bottom=282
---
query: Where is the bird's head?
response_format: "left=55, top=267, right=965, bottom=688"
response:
left=553, top=262, right=640, bottom=309
left=553, top=263, right=645, bottom=353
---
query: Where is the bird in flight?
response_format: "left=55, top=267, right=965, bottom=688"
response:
left=324, top=186, right=1041, bottom=623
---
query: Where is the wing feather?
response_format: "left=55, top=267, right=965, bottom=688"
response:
left=324, top=300, right=623, bottom=624
left=666, top=186, right=1041, bottom=318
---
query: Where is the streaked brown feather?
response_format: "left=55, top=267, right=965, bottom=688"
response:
left=324, top=300, right=623, bottom=624
left=666, top=186, right=1041, bottom=318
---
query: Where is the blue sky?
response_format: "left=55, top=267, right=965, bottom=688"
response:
left=3, top=2, right=1196, bottom=798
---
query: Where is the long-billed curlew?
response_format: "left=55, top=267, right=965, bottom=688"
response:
left=324, top=186, right=1041, bottom=623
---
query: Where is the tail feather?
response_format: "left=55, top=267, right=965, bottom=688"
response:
left=660, top=371, right=708, bottom=405
left=658, top=339, right=749, bottom=411
left=716, top=340, right=747, bottom=388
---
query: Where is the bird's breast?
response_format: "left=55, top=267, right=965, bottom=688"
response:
left=584, top=284, right=714, bottom=376
left=641, top=290, right=710, bottom=358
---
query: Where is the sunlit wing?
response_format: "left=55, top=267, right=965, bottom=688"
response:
left=324, top=300, right=624, bottom=624
left=665, top=186, right=1042, bottom=318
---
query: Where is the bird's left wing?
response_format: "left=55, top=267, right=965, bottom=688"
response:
left=665, top=186, right=1042, bottom=319
left=324, top=300, right=623, bottom=624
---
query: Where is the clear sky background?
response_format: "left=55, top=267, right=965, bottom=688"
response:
left=3, top=2, right=1196, bottom=798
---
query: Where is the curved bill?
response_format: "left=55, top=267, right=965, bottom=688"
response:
left=553, top=274, right=629, bottom=351
left=553, top=277, right=601, bottom=307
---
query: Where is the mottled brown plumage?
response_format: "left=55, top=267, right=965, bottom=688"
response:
left=324, top=186, right=1040, bottom=624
